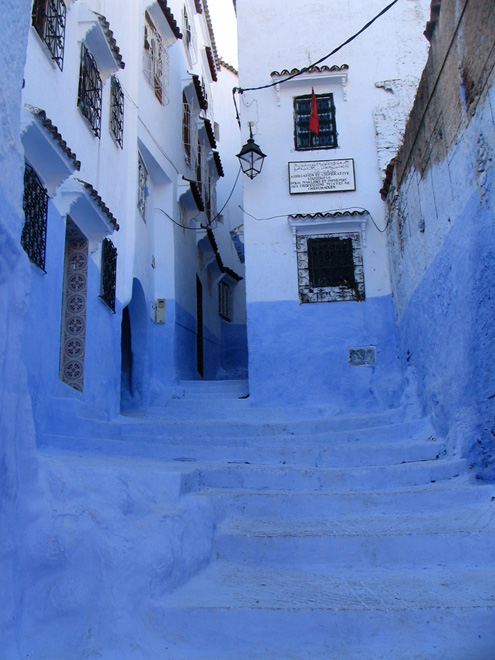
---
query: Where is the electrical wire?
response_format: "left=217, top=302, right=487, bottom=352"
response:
left=155, top=207, right=203, bottom=230
left=154, top=166, right=242, bottom=231
left=239, top=205, right=389, bottom=232
left=208, top=166, right=242, bottom=227
left=233, top=0, right=399, bottom=97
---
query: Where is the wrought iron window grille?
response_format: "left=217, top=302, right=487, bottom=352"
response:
left=21, top=164, right=49, bottom=271
left=32, top=0, right=66, bottom=70
left=110, top=75, right=124, bottom=148
left=296, top=232, right=365, bottom=303
left=143, top=12, right=170, bottom=105
left=183, top=6, right=192, bottom=49
left=183, top=5, right=197, bottom=64
left=218, top=280, right=233, bottom=321
left=294, top=93, right=337, bottom=151
left=183, top=93, right=192, bottom=166
left=196, top=137, right=202, bottom=194
left=78, top=43, right=102, bottom=137
left=99, top=238, right=117, bottom=312
left=137, top=155, right=148, bottom=220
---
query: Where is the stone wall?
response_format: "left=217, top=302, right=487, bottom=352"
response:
left=386, top=0, right=495, bottom=477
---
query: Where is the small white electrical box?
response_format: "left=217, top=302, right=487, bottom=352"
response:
left=155, top=298, right=166, bottom=323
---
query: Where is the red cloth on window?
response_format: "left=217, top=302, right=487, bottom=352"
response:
left=309, top=87, right=319, bottom=135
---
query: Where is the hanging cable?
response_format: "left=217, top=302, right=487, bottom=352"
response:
left=154, top=166, right=242, bottom=231
left=207, top=166, right=242, bottom=227
left=233, top=0, right=400, bottom=99
left=155, top=207, right=204, bottom=230
left=239, top=205, right=390, bottom=232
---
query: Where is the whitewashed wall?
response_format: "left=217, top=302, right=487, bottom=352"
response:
left=236, top=0, right=430, bottom=407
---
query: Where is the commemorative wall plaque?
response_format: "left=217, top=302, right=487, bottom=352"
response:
left=288, top=159, right=356, bottom=194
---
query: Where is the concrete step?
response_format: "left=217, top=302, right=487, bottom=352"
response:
left=215, top=502, right=495, bottom=567
left=195, top=477, right=494, bottom=518
left=41, top=432, right=446, bottom=468
left=148, top=561, right=495, bottom=660
left=167, top=379, right=250, bottom=401
left=138, top=402, right=419, bottom=427
left=196, top=457, right=467, bottom=492
left=121, top=415, right=435, bottom=445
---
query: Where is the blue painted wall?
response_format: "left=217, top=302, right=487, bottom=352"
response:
left=22, top=202, right=123, bottom=432
left=396, top=189, right=495, bottom=478
left=246, top=295, right=402, bottom=410
left=220, top=321, right=248, bottom=379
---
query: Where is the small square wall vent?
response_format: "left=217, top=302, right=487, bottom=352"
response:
left=349, top=346, right=376, bottom=366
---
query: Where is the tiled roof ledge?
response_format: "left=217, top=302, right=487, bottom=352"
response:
left=78, top=3, right=125, bottom=77
left=54, top=177, right=119, bottom=242
left=288, top=209, right=369, bottom=248
left=150, top=0, right=183, bottom=41
left=270, top=65, right=349, bottom=102
left=21, top=105, right=80, bottom=197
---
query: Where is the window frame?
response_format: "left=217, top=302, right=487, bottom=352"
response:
left=296, top=232, right=365, bottom=303
left=77, top=43, right=102, bottom=137
left=294, top=92, right=337, bottom=151
left=143, top=11, right=169, bottom=105
left=137, top=154, right=148, bottom=221
left=21, top=164, right=49, bottom=272
left=182, top=92, right=192, bottom=166
left=109, top=75, right=124, bottom=148
left=32, top=0, right=66, bottom=70
left=99, top=237, right=117, bottom=312
left=218, top=280, right=233, bottom=322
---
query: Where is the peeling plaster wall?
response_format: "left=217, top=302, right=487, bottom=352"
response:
left=386, top=0, right=495, bottom=478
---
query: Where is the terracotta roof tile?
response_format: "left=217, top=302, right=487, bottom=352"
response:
left=93, top=12, right=125, bottom=69
left=289, top=210, right=368, bottom=220
left=202, top=117, right=216, bottom=148
left=202, top=0, right=220, bottom=70
left=75, top=178, right=120, bottom=230
left=212, top=151, right=224, bottom=177
left=30, top=107, right=81, bottom=170
left=206, top=227, right=242, bottom=280
left=271, top=64, right=349, bottom=77
left=192, top=74, right=208, bottom=110
left=218, top=58, right=238, bottom=76
left=205, top=46, right=218, bottom=82
left=157, top=0, right=183, bottom=39
left=190, top=180, right=205, bottom=211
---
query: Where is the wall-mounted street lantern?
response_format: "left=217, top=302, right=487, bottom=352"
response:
left=236, top=127, right=266, bottom=179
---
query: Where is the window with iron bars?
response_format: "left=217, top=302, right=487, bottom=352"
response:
left=78, top=43, right=102, bottom=137
left=218, top=280, right=233, bottom=321
left=21, top=164, right=49, bottom=271
left=183, top=93, right=192, bottom=166
left=32, top=0, right=66, bottom=70
left=294, top=93, right=337, bottom=150
left=137, top=155, right=148, bottom=220
left=99, top=238, right=117, bottom=312
left=196, top=137, right=203, bottom=195
left=110, top=75, right=124, bottom=148
left=296, top=233, right=365, bottom=303
left=183, top=6, right=192, bottom=50
left=143, top=12, right=169, bottom=105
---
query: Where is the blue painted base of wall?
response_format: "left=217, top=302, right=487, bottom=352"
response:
left=397, top=191, right=495, bottom=478
left=220, top=321, right=248, bottom=379
left=246, top=295, right=402, bottom=411
left=175, top=304, right=248, bottom=381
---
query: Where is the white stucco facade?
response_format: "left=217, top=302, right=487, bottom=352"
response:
left=236, top=0, right=430, bottom=407
left=19, top=0, right=246, bottom=431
